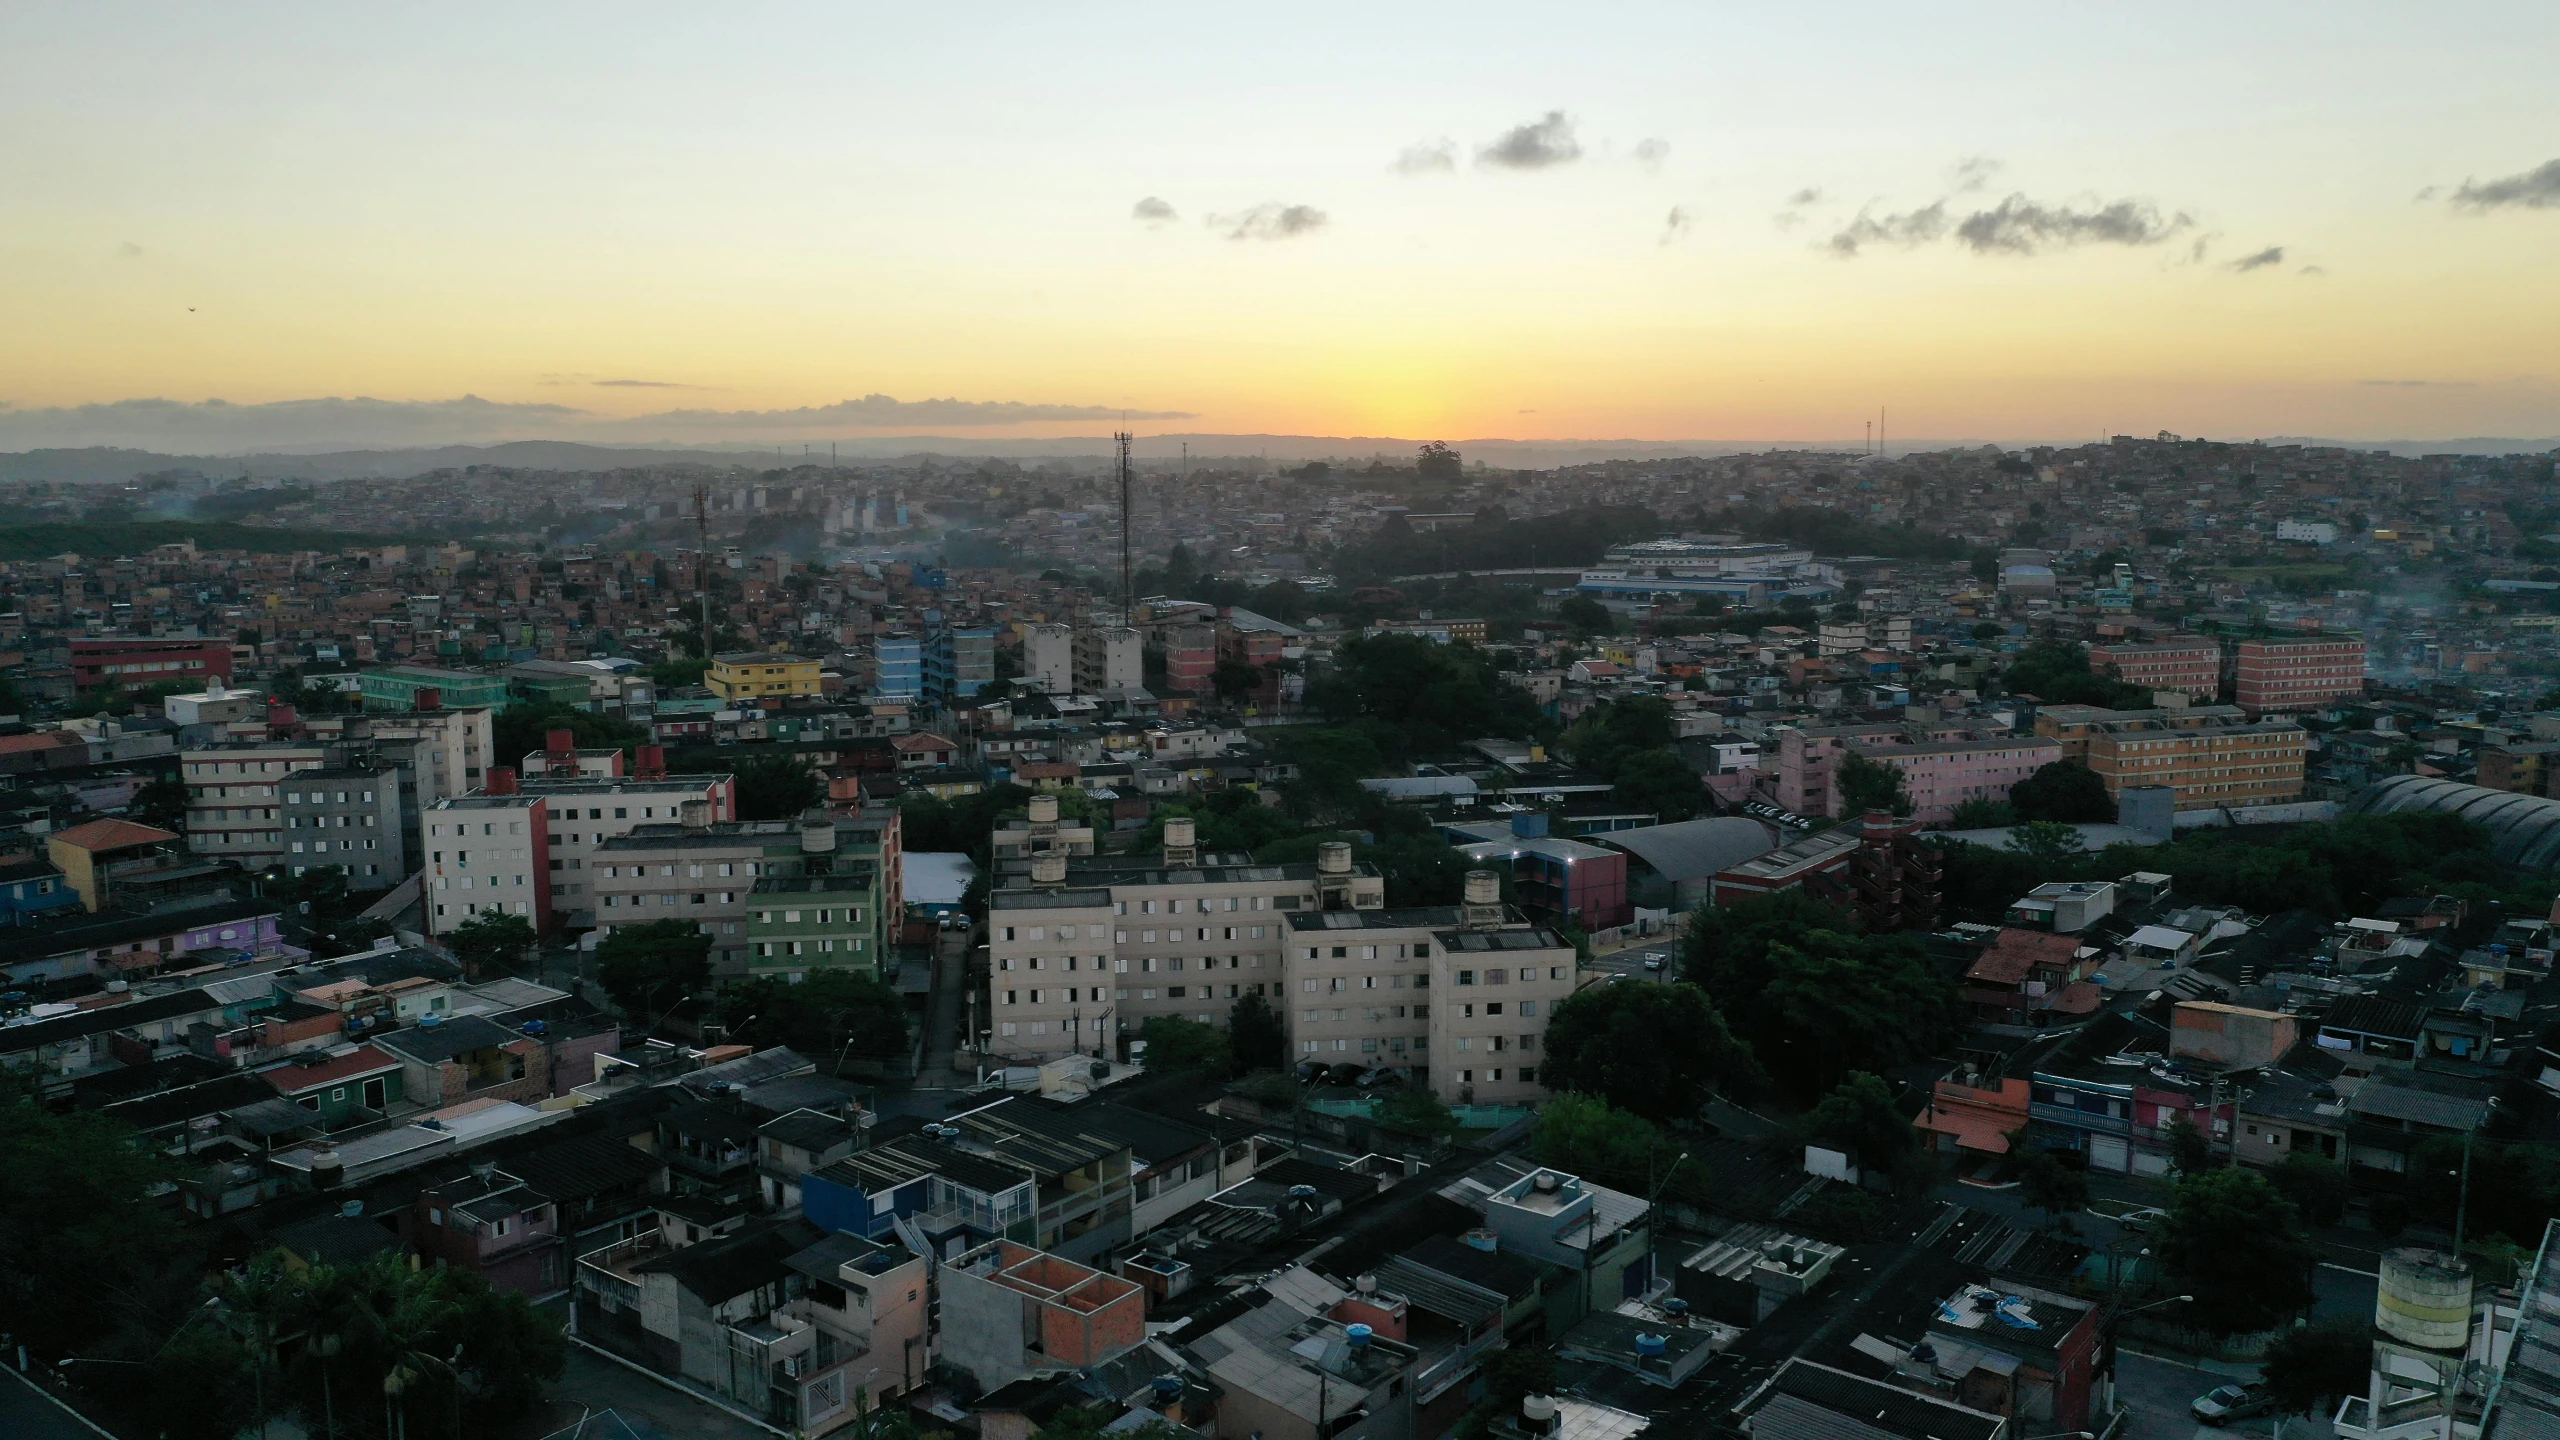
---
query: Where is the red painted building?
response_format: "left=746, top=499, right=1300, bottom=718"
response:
left=70, top=637, right=233, bottom=692
left=2234, top=636, right=2366, bottom=713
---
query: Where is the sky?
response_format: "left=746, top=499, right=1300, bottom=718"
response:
left=3, top=2, right=2557, bottom=453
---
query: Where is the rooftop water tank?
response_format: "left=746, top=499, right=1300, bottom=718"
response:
left=2378, top=1247, right=2473, bottom=1352
left=1634, top=1334, right=1668, bottom=1358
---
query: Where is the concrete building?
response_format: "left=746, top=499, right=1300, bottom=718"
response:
left=514, top=771, right=736, bottom=926
left=2083, top=714, right=2308, bottom=812
left=1160, top=622, right=1216, bottom=695
left=937, top=1240, right=1146, bottom=1393
left=594, top=817, right=839, bottom=975
left=1023, top=622, right=1075, bottom=695
left=1073, top=626, right=1143, bottom=695
left=70, top=636, right=234, bottom=692
left=1848, top=735, right=2064, bottom=826
left=924, top=626, right=995, bottom=705
left=423, top=793, right=552, bottom=936
left=181, top=742, right=329, bottom=871
left=360, top=664, right=510, bottom=712
left=2086, top=638, right=2222, bottom=699
left=872, top=634, right=923, bottom=699
left=984, top=825, right=1384, bottom=1066
left=708, top=651, right=824, bottom=702
left=280, top=762, right=406, bottom=888
left=747, top=870, right=883, bottom=981
left=2234, top=636, right=2367, bottom=713
left=366, top=704, right=496, bottom=806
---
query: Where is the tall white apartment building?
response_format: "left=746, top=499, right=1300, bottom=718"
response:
left=513, top=773, right=735, bottom=925
left=422, top=793, right=550, bottom=936
left=1072, top=627, right=1144, bottom=694
left=1024, top=624, right=1076, bottom=695
left=364, top=705, right=495, bottom=805
left=985, top=826, right=1572, bottom=1105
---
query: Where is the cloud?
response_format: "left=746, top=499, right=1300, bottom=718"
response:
left=2450, top=158, right=2560, bottom=211
left=593, top=378, right=692, bottom=388
left=1947, top=156, right=2003, bottom=193
left=1476, top=111, right=1581, bottom=170
left=1132, top=196, right=1178, bottom=224
left=2300, top=264, right=2327, bottom=277
left=1954, top=194, right=2192, bottom=254
left=1391, top=139, right=1456, bottom=175
left=1773, top=188, right=1823, bottom=230
left=115, top=241, right=143, bottom=259
left=1633, top=138, right=1670, bottom=172
left=2357, top=379, right=2474, bottom=388
left=1826, top=201, right=1949, bottom=256
left=1206, top=203, right=1328, bottom=241
left=2229, top=245, right=2286, bottom=273
left=1785, top=188, right=1823, bottom=206
left=1659, top=206, right=1692, bottom=245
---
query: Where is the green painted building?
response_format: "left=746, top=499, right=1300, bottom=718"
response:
left=747, top=866, right=883, bottom=981
left=260, top=1045, right=406, bottom=1124
left=361, top=664, right=509, bottom=712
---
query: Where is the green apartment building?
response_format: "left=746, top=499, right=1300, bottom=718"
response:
left=747, top=867, right=883, bottom=981
left=361, top=664, right=510, bottom=712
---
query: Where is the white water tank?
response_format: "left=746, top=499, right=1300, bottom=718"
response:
left=1317, top=841, right=1353, bottom=875
left=2377, top=1247, right=2473, bottom=1352
left=1032, top=854, right=1068, bottom=888
left=1464, top=870, right=1502, bottom=906
left=1028, top=794, right=1059, bottom=825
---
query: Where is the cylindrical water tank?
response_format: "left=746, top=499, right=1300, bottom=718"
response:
left=1164, top=817, right=1196, bottom=850
left=1317, top=841, right=1353, bottom=874
left=2378, top=1247, right=2473, bottom=1352
left=1464, top=870, right=1502, bottom=906
left=1032, top=854, right=1068, bottom=887
left=1634, top=1334, right=1668, bottom=1357
left=1345, top=1323, right=1373, bottom=1348
left=1028, top=794, right=1060, bottom=825
left=1522, top=1397, right=1558, bottom=1425
left=800, top=815, right=837, bottom=853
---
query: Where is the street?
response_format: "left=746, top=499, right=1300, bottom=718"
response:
left=1589, top=939, right=1681, bottom=983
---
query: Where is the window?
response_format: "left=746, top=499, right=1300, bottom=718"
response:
left=1456, top=970, right=1476, bottom=985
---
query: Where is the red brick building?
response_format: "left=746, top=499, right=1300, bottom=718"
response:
left=69, top=637, right=233, bottom=692
left=2087, top=638, right=2221, bottom=699
left=2234, top=636, right=2366, bottom=713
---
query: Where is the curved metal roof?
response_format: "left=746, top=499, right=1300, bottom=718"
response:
left=2349, top=776, right=2560, bottom=870
left=1596, top=817, right=1784, bottom=882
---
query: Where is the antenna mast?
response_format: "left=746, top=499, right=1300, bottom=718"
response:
left=692, top=483, right=712, bottom=659
left=1115, top=431, right=1135, bottom=625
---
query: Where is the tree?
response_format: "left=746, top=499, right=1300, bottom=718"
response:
left=1480, top=1345, right=1554, bottom=1414
left=1788, top=1186, right=1892, bottom=1244
left=732, top=751, right=825, bottom=821
left=1416, top=441, right=1463, bottom=484
left=2016, top=1146, right=2092, bottom=1227
left=595, top=919, right=713, bottom=1020
left=2010, top=819, right=2087, bottom=866
left=1379, top=1086, right=1459, bottom=1139
left=1609, top=748, right=1709, bottom=822
left=2164, top=1114, right=2217, bottom=1176
left=1558, top=594, right=1614, bottom=635
left=1802, top=1072, right=1916, bottom=1180
left=0, top=1076, right=191, bottom=1358
left=1228, top=992, right=1286, bottom=1072
left=1997, top=639, right=2148, bottom=707
left=1948, top=798, right=2018, bottom=830
left=490, top=701, right=647, bottom=774
left=2155, top=1166, right=2318, bottom=1334
left=1533, top=1093, right=1671, bottom=1187
left=1211, top=658, right=1263, bottom=705
left=2008, top=760, right=2116, bottom=824
left=1138, top=1016, right=1231, bottom=1074
left=444, top=910, right=535, bottom=978
left=714, top=971, right=911, bottom=1065
left=2261, top=1317, right=2372, bottom=1419
left=129, top=773, right=190, bottom=829
left=1836, top=750, right=1913, bottom=817
left=2271, top=1153, right=2348, bottom=1226
left=1541, top=982, right=1764, bottom=1121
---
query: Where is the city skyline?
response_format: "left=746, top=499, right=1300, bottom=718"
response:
left=5, top=2, right=2558, bottom=450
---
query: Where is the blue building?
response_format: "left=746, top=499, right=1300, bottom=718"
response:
left=0, top=860, right=81, bottom=926
left=874, top=634, right=923, bottom=700
left=924, top=627, right=995, bottom=705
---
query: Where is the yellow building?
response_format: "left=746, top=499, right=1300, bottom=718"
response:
left=706, top=651, right=823, bottom=702
left=2085, top=716, right=2308, bottom=812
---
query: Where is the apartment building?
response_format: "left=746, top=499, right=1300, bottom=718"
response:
left=707, top=651, right=823, bottom=702
left=925, top=627, right=995, bottom=704
left=366, top=703, right=495, bottom=806
left=2234, top=636, right=2367, bottom=713
left=1159, top=622, right=1215, bottom=694
left=423, top=793, right=552, bottom=935
left=1753, top=723, right=1901, bottom=817
left=873, top=634, right=923, bottom=699
left=747, top=870, right=883, bottom=981
left=2087, top=638, right=2222, bottom=700
left=181, top=741, right=329, bottom=870
left=70, top=636, right=234, bottom=692
left=1851, top=736, right=2064, bottom=825
left=1023, top=622, right=1075, bottom=695
left=1073, top=627, right=1144, bottom=695
left=2035, top=703, right=2249, bottom=764
left=511, top=771, right=736, bottom=926
left=984, top=825, right=1385, bottom=1066
left=988, top=792, right=1097, bottom=878
left=2084, top=715, right=2308, bottom=812
left=593, top=816, right=838, bottom=975
left=280, top=762, right=406, bottom=888
left=1284, top=871, right=1575, bottom=1106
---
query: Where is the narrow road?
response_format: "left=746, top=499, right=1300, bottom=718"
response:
left=916, top=926, right=972, bottom=1087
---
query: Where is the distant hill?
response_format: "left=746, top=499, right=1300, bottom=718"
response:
left=0, top=520, right=403, bottom=561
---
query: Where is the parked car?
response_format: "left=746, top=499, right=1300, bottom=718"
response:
left=1642, top=954, right=1667, bottom=972
left=2114, top=1206, right=2171, bottom=1233
left=1328, top=1062, right=1368, bottom=1086
left=2191, top=1384, right=2276, bottom=1426
left=1356, top=1066, right=1402, bottom=1089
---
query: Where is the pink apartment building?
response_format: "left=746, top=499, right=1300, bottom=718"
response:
left=2087, top=639, right=2221, bottom=699
left=1849, top=737, right=2065, bottom=825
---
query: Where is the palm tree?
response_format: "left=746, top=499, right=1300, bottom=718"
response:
left=213, top=1254, right=300, bottom=1439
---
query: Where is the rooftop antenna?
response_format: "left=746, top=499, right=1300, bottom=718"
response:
left=1116, top=429, right=1135, bottom=626
left=1879, top=406, right=1886, bottom=458
left=692, top=483, right=712, bottom=659
left=1865, top=420, right=1872, bottom=456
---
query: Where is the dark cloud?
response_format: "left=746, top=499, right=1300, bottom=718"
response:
left=1659, top=206, right=1692, bottom=245
left=1786, top=188, right=1822, bottom=206
left=2228, top=245, right=2286, bottom=273
left=0, top=394, right=584, bottom=452
left=1825, top=201, right=1949, bottom=256
left=1953, top=194, right=2193, bottom=254
left=1633, top=138, right=1670, bottom=171
left=1391, top=139, right=1456, bottom=176
left=1947, top=156, right=2003, bottom=193
left=594, top=378, right=691, bottom=388
left=1476, top=111, right=1581, bottom=170
left=1132, top=196, right=1178, bottom=224
left=2451, top=158, right=2560, bottom=211
left=1206, top=204, right=1328, bottom=241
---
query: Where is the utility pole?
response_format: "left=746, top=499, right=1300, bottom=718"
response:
left=1116, top=430, right=1134, bottom=626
